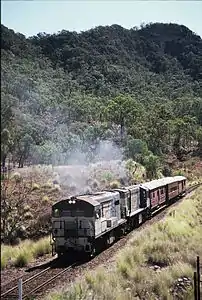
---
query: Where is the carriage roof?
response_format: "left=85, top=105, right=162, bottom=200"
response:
left=141, top=176, right=186, bottom=190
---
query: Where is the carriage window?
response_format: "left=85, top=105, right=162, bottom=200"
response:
left=95, top=209, right=101, bottom=219
left=161, top=189, right=164, bottom=194
left=153, top=192, right=155, bottom=197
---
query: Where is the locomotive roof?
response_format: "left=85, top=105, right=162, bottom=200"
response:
left=78, top=191, right=120, bottom=205
left=113, top=184, right=140, bottom=193
left=141, top=176, right=186, bottom=190
left=54, top=191, right=119, bottom=207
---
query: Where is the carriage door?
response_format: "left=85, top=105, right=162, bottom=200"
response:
left=157, top=190, right=160, bottom=206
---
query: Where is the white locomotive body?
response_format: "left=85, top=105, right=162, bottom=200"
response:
left=51, top=191, right=126, bottom=255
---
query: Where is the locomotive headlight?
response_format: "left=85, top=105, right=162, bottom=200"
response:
left=69, top=200, right=76, bottom=204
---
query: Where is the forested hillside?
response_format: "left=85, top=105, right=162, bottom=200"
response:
left=1, top=22, right=202, bottom=174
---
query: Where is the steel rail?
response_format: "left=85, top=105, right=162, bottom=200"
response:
left=186, top=183, right=201, bottom=194
left=22, top=263, right=76, bottom=299
left=1, top=266, right=51, bottom=298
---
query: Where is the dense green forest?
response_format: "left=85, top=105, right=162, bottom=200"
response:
left=1, top=22, right=202, bottom=175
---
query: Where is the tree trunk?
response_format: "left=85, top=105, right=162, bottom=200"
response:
left=18, top=154, right=24, bottom=168
left=120, top=114, right=125, bottom=141
left=2, top=154, right=7, bottom=169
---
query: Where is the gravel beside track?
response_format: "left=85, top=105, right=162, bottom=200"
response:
left=1, top=183, right=201, bottom=300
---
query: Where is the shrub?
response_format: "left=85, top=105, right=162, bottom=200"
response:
left=11, top=172, right=22, bottom=183
left=24, top=211, right=33, bottom=220
left=109, top=180, right=120, bottom=189
left=102, top=172, right=113, bottom=182
left=33, top=238, right=51, bottom=258
left=42, top=195, right=50, bottom=203
left=32, top=183, right=40, bottom=191
left=23, top=204, right=31, bottom=212
left=14, top=251, right=32, bottom=267
left=42, top=181, right=53, bottom=189
left=51, top=184, right=61, bottom=192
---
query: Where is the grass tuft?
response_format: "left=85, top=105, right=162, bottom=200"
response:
left=32, top=183, right=40, bottom=191
left=11, top=172, right=22, bottom=183
left=42, top=195, right=50, bottom=203
left=14, top=250, right=33, bottom=267
left=33, top=238, right=51, bottom=258
left=1, top=256, right=6, bottom=270
left=1, top=237, right=51, bottom=269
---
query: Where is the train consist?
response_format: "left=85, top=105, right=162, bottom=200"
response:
left=51, top=176, right=186, bottom=257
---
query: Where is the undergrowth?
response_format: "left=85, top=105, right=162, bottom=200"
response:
left=1, top=236, right=51, bottom=269
left=46, top=186, right=202, bottom=300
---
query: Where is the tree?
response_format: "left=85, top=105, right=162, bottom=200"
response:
left=124, top=138, right=149, bottom=162
left=143, top=154, right=160, bottom=180
left=196, top=127, right=202, bottom=156
left=1, top=175, right=32, bottom=243
left=172, top=116, right=197, bottom=159
left=104, top=95, right=143, bottom=140
left=1, top=129, right=13, bottom=168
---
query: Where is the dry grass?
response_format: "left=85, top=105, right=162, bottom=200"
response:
left=46, top=186, right=202, bottom=300
left=1, top=237, right=51, bottom=269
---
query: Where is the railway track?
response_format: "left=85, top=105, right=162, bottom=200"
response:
left=1, top=262, right=76, bottom=299
left=186, top=183, right=201, bottom=194
left=1, top=183, right=201, bottom=300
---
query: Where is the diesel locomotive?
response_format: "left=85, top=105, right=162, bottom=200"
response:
left=51, top=176, right=186, bottom=257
